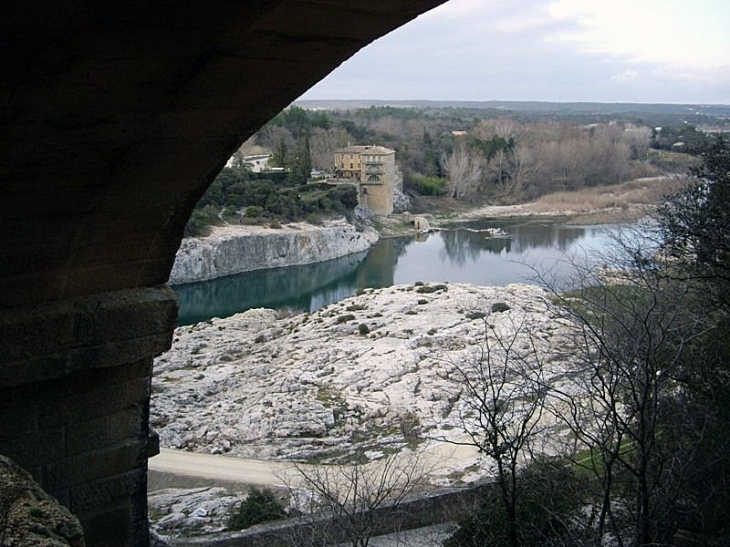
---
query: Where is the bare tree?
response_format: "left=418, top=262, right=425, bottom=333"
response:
left=442, top=309, right=558, bottom=547
left=285, top=450, right=430, bottom=547
left=544, top=228, right=714, bottom=546
left=441, top=143, right=482, bottom=199
left=309, top=126, right=351, bottom=172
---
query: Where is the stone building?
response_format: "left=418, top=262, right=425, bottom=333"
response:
left=334, top=145, right=396, bottom=215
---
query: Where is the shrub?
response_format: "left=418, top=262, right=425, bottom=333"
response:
left=416, top=284, right=448, bottom=294
left=491, top=302, right=510, bottom=313
left=227, top=488, right=287, bottom=530
left=410, top=174, right=447, bottom=196
left=244, top=205, right=263, bottom=218
left=336, top=314, right=356, bottom=324
left=358, top=323, right=370, bottom=335
left=445, top=458, right=587, bottom=547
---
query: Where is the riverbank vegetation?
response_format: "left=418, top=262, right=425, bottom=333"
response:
left=185, top=102, right=724, bottom=236
left=184, top=157, right=357, bottom=236
left=444, top=139, right=730, bottom=546
left=246, top=103, right=715, bottom=203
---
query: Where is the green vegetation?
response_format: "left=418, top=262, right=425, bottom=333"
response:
left=409, top=174, right=447, bottom=196
left=445, top=458, right=587, bottom=547
left=246, top=103, right=727, bottom=208
left=357, top=323, right=370, bottom=335
left=227, top=487, right=287, bottom=530
left=181, top=103, right=730, bottom=237
left=184, top=161, right=358, bottom=236
left=415, top=283, right=448, bottom=294
left=335, top=313, right=356, bottom=324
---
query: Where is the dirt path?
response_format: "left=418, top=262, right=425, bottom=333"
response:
left=149, top=440, right=482, bottom=489
left=149, top=448, right=293, bottom=487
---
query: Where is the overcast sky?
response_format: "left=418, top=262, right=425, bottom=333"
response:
left=299, top=0, right=730, bottom=104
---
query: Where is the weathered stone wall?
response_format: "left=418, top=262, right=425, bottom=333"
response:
left=169, top=222, right=378, bottom=285
left=0, top=288, right=177, bottom=546
left=166, top=483, right=491, bottom=547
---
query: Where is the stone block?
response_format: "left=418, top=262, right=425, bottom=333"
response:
left=44, top=440, right=146, bottom=492
left=0, top=401, right=38, bottom=439
left=81, top=505, right=135, bottom=547
left=65, top=405, right=146, bottom=457
left=40, top=367, right=151, bottom=429
left=0, top=287, right=177, bottom=387
left=0, top=427, right=65, bottom=468
left=70, top=471, right=145, bottom=516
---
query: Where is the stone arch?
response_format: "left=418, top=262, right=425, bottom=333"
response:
left=0, top=1, right=446, bottom=545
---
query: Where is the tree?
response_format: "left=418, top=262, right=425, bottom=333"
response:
left=442, top=307, right=564, bottom=547
left=445, top=456, right=587, bottom=547
left=286, top=451, right=430, bottom=547
left=271, top=136, right=289, bottom=168
left=446, top=208, right=730, bottom=545
left=289, top=132, right=312, bottom=185
left=658, top=137, right=730, bottom=300
left=441, top=142, right=482, bottom=199
left=543, top=227, right=719, bottom=546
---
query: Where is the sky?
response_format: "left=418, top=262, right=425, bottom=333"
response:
left=299, top=0, right=730, bottom=104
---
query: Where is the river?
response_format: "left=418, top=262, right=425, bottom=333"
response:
left=174, top=217, right=620, bottom=325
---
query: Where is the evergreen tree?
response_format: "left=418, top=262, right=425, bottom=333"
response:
left=289, top=131, right=312, bottom=185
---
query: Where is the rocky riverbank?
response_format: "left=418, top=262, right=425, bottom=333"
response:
left=151, top=282, right=575, bottom=467
left=169, top=218, right=378, bottom=285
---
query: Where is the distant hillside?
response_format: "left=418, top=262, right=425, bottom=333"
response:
left=295, top=99, right=730, bottom=118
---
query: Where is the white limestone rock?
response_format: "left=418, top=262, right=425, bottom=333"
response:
left=169, top=219, right=378, bottom=285
left=151, top=283, right=575, bottom=462
left=148, top=486, right=248, bottom=536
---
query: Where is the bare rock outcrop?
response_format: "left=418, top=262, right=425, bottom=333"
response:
left=169, top=219, right=378, bottom=285
left=151, top=283, right=575, bottom=464
left=0, top=455, right=85, bottom=547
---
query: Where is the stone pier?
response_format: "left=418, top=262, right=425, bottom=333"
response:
left=0, top=1, right=445, bottom=544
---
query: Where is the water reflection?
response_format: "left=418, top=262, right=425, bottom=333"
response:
left=175, top=218, right=615, bottom=325
left=175, top=251, right=369, bottom=325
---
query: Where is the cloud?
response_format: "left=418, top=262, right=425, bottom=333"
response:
left=545, top=0, right=730, bottom=71
left=612, top=70, right=639, bottom=83
left=299, top=0, right=730, bottom=104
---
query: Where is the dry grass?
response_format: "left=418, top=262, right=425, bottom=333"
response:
left=531, top=176, right=692, bottom=217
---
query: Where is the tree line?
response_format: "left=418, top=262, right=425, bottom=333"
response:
left=244, top=105, right=712, bottom=206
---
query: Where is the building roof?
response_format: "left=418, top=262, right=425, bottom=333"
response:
left=336, top=145, right=395, bottom=155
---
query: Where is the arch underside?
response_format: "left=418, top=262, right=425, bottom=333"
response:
left=0, top=1, right=446, bottom=545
